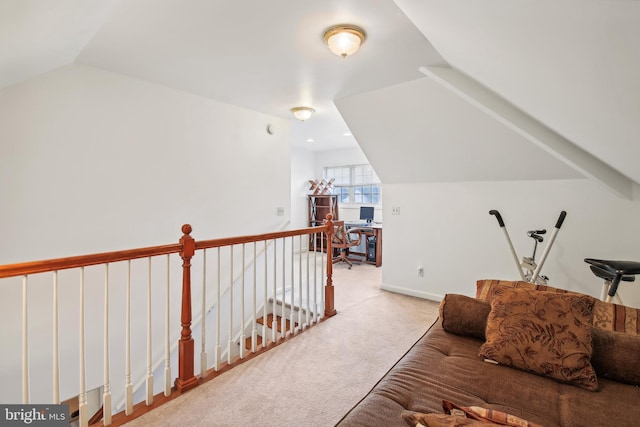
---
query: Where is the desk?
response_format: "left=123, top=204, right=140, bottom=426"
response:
left=345, top=223, right=382, bottom=267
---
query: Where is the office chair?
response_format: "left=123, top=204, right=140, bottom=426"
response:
left=331, top=221, right=364, bottom=269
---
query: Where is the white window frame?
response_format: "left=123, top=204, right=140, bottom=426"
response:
left=323, top=164, right=381, bottom=206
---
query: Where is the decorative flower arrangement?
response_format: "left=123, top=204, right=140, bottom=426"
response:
left=308, top=178, right=334, bottom=195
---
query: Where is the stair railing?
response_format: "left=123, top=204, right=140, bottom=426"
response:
left=0, top=215, right=336, bottom=427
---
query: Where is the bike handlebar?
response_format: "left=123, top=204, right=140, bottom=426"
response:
left=556, top=211, right=567, bottom=229
left=490, top=210, right=566, bottom=229
left=489, top=210, right=504, bottom=227
left=527, top=231, right=544, bottom=242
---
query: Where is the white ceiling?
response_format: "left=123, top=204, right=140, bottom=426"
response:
left=1, top=0, right=638, bottom=190
left=75, top=0, right=446, bottom=152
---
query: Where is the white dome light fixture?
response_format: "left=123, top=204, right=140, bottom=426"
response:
left=291, top=106, right=315, bottom=121
left=323, top=24, right=366, bottom=58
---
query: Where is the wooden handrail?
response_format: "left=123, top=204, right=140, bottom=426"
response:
left=0, top=244, right=181, bottom=279
left=1, top=219, right=336, bottom=426
left=194, top=225, right=327, bottom=250
left=0, top=225, right=331, bottom=279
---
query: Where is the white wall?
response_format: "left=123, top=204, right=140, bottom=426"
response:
left=381, top=179, right=640, bottom=308
left=314, top=147, right=370, bottom=177
left=290, top=147, right=315, bottom=230
left=0, top=64, right=291, bottom=263
left=0, top=64, right=291, bottom=404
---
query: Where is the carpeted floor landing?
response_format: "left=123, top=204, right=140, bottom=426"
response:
left=125, top=264, right=441, bottom=426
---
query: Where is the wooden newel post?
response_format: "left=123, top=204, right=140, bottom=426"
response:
left=175, top=224, right=199, bottom=392
left=324, top=214, right=337, bottom=318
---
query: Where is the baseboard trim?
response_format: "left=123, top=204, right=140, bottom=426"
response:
left=380, top=283, right=443, bottom=302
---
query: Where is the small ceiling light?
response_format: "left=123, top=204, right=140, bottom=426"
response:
left=306, top=138, right=315, bottom=143
left=291, top=106, right=315, bottom=121
left=323, top=25, right=366, bottom=58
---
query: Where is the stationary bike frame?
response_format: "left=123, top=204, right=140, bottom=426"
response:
left=489, top=210, right=567, bottom=284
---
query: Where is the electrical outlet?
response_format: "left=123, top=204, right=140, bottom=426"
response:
left=392, top=206, right=400, bottom=215
left=417, top=267, right=424, bottom=277
left=277, top=207, right=284, bottom=216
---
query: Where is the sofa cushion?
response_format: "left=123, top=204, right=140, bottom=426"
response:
left=439, top=294, right=490, bottom=340
left=591, top=327, right=640, bottom=385
left=476, top=279, right=640, bottom=335
left=337, top=320, right=640, bottom=427
left=440, top=292, right=640, bottom=386
left=479, top=287, right=598, bottom=391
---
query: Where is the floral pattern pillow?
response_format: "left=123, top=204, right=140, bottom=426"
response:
left=479, top=286, right=598, bottom=391
left=402, top=411, right=497, bottom=427
left=476, top=279, right=640, bottom=335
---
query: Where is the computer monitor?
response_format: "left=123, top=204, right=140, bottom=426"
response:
left=359, top=206, right=374, bottom=224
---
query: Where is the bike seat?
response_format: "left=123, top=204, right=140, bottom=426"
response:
left=588, top=265, right=635, bottom=283
left=584, top=258, right=640, bottom=276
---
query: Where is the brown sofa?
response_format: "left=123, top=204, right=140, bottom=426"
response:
left=336, top=280, right=640, bottom=427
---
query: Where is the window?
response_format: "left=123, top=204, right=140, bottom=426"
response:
left=324, top=164, right=381, bottom=205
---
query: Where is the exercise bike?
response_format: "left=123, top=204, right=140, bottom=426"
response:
left=489, top=210, right=567, bottom=285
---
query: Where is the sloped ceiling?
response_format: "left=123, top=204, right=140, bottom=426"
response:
left=336, top=77, right=582, bottom=184
left=0, top=0, right=638, bottom=191
left=393, top=0, right=640, bottom=186
left=0, top=0, right=121, bottom=89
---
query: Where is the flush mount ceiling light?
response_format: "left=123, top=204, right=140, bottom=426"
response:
left=323, top=24, right=366, bottom=58
left=291, top=106, right=315, bottom=121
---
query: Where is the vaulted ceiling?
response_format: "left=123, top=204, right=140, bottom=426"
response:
left=1, top=0, right=638, bottom=196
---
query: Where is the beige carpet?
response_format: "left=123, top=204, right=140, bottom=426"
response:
left=126, top=264, right=440, bottom=426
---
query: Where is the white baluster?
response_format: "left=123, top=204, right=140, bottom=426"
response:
left=281, top=238, right=286, bottom=339
left=298, top=235, right=303, bottom=330
left=290, top=236, right=295, bottom=335
left=228, top=247, right=233, bottom=365
left=306, top=239, right=311, bottom=327
left=201, top=250, right=207, bottom=378
left=251, top=242, right=257, bottom=353
left=215, top=248, right=221, bottom=371
left=146, top=258, right=153, bottom=405
left=165, top=254, right=171, bottom=395
left=52, top=271, right=60, bottom=404
left=272, top=240, right=277, bottom=343
left=320, top=231, right=326, bottom=320
left=22, top=275, right=29, bottom=404
left=240, top=244, right=245, bottom=359
left=313, top=235, right=318, bottom=324
left=262, top=240, right=268, bottom=348
left=103, top=264, right=112, bottom=425
left=125, top=261, right=133, bottom=415
left=79, top=268, right=88, bottom=427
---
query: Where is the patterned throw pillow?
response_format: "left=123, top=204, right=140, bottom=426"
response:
left=592, top=299, right=640, bottom=335
left=479, top=286, right=598, bottom=391
left=401, top=411, right=497, bottom=427
left=476, top=279, right=640, bottom=335
left=401, top=402, right=542, bottom=427
left=442, top=400, right=543, bottom=427
left=475, top=279, right=569, bottom=301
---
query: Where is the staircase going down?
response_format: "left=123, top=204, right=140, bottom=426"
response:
left=243, top=290, right=320, bottom=351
